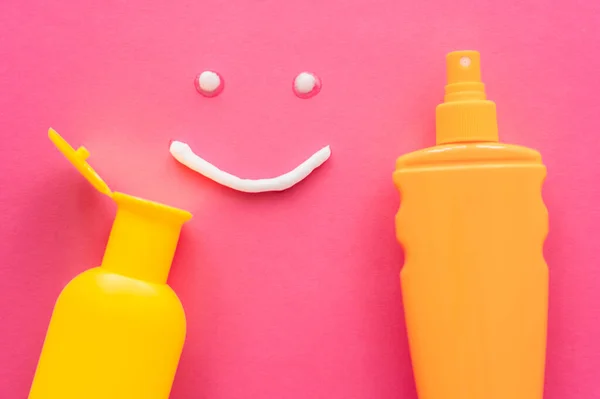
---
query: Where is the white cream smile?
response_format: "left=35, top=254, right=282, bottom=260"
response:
left=170, top=140, right=331, bottom=193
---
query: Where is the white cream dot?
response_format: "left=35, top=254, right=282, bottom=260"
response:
left=198, top=71, right=221, bottom=93
left=294, top=72, right=317, bottom=94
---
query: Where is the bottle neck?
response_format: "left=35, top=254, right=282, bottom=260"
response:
left=435, top=99, right=498, bottom=145
left=100, top=193, right=192, bottom=284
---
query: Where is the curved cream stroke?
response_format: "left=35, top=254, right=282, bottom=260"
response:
left=170, top=140, right=331, bottom=193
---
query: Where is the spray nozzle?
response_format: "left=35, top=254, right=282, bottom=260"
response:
left=444, top=50, right=486, bottom=102
left=435, top=50, right=498, bottom=144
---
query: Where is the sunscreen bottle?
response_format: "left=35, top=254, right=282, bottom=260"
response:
left=393, top=51, right=548, bottom=399
left=29, top=129, right=192, bottom=399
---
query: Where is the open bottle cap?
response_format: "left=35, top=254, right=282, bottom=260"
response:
left=48, top=128, right=112, bottom=196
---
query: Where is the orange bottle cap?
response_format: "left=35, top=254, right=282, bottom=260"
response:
left=435, top=50, right=499, bottom=145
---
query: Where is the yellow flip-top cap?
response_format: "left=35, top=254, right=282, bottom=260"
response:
left=435, top=50, right=499, bottom=145
left=48, top=128, right=112, bottom=196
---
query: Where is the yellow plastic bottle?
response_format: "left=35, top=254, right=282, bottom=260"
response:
left=29, top=129, right=192, bottom=399
left=393, top=51, right=548, bottom=399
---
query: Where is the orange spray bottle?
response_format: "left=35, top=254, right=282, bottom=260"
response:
left=393, top=51, right=548, bottom=399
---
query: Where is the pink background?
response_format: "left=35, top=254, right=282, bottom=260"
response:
left=1, top=1, right=599, bottom=398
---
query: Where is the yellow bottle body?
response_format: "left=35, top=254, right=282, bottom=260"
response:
left=29, top=192, right=192, bottom=399
left=394, top=143, right=548, bottom=399
left=29, top=267, right=186, bottom=399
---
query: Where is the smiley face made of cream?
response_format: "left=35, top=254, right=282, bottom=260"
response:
left=169, top=70, right=331, bottom=193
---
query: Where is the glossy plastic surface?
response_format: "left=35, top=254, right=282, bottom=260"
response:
left=394, top=143, right=548, bottom=399
left=48, top=128, right=111, bottom=196
left=29, top=268, right=186, bottom=398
